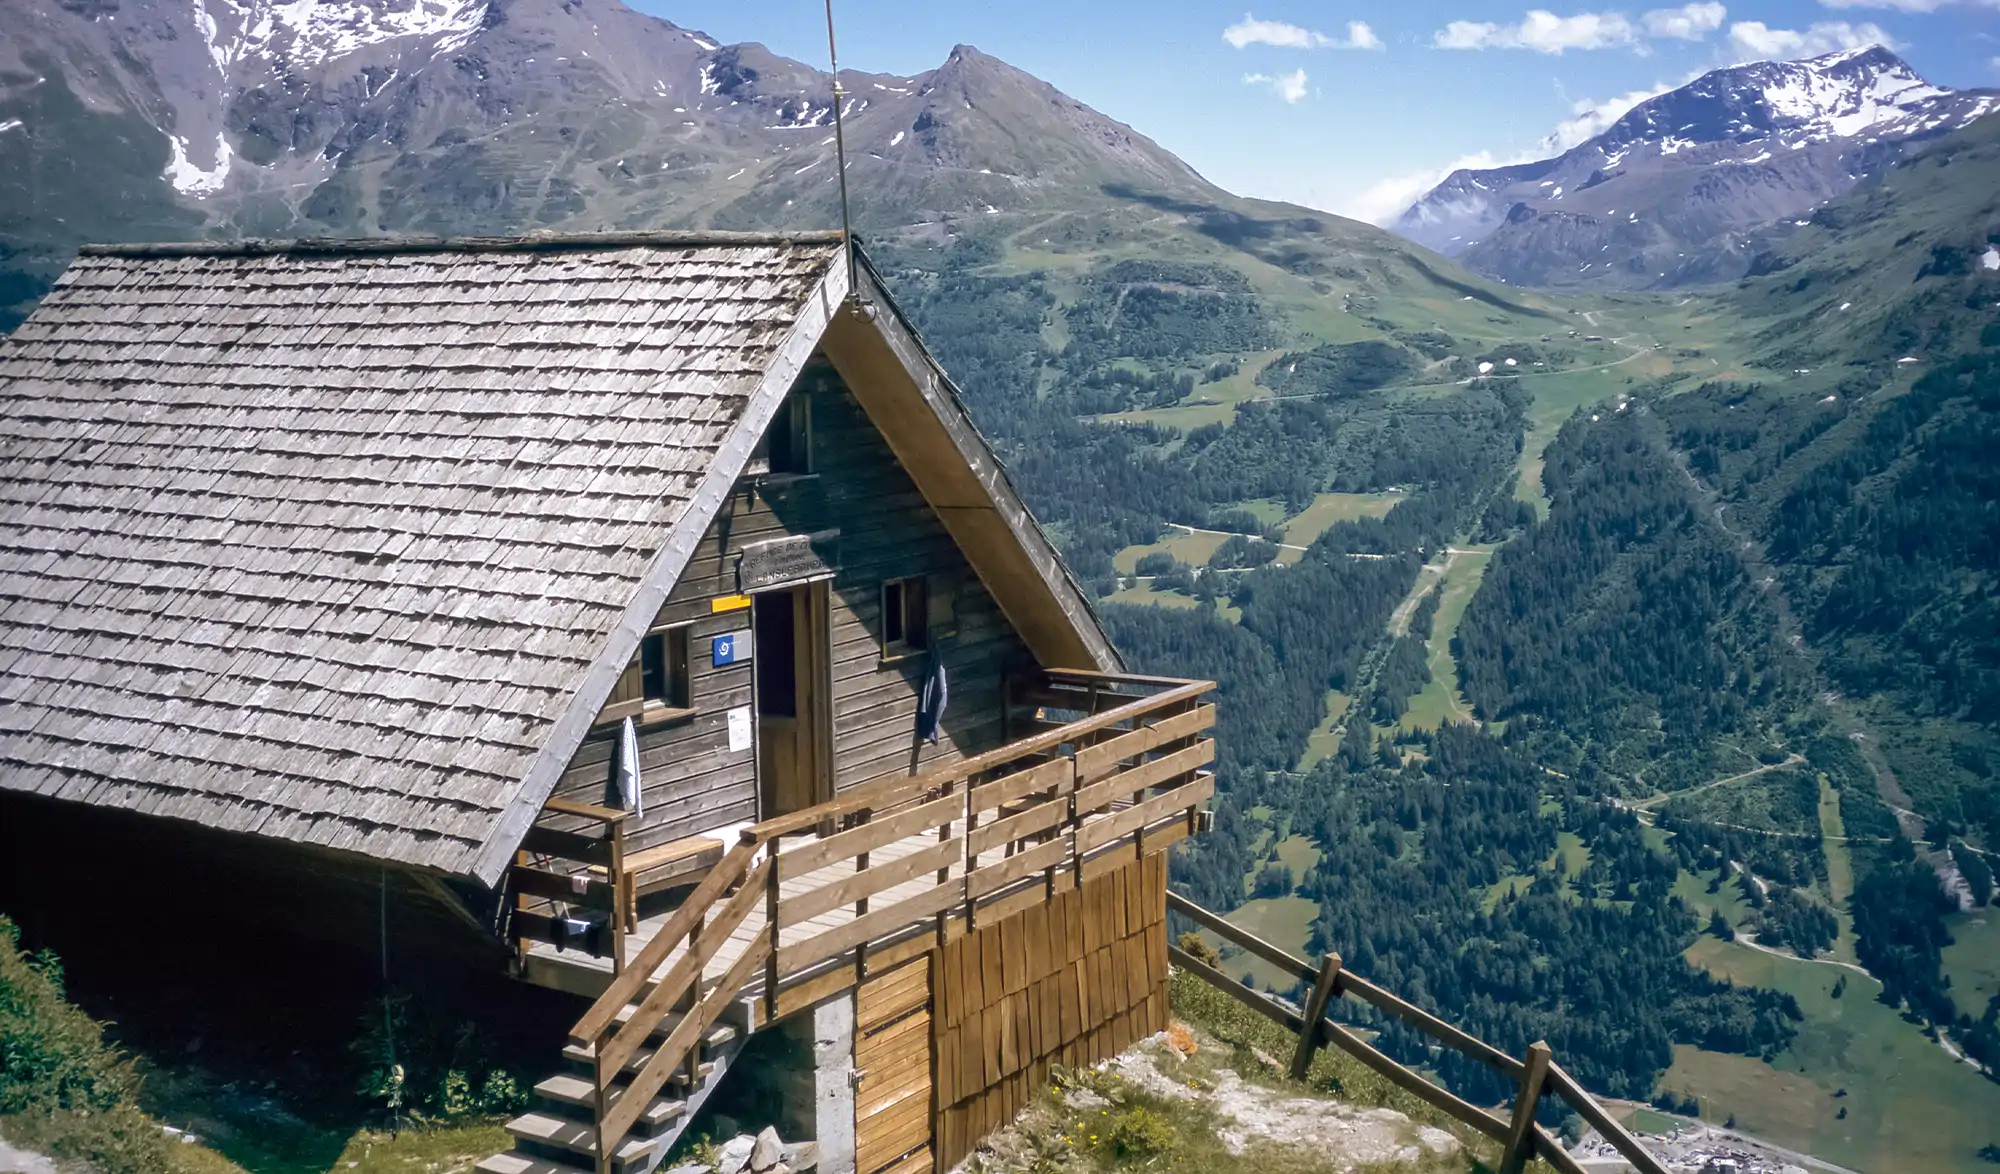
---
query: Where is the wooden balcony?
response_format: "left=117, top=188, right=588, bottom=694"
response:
left=504, top=668, right=1213, bottom=1172
left=508, top=669, right=1215, bottom=1003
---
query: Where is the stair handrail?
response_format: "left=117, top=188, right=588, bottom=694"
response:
left=1165, top=891, right=1671, bottom=1174
left=567, top=670, right=1216, bottom=1174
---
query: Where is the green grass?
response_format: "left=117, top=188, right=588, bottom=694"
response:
left=1277, top=492, right=1405, bottom=547
left=1297, top=690, right=1352, bottom=771
left=1105, top=351, right=1285, bottom=431
left=1209, top=897, right=1320, bottom=994
left=1554, top=831, right=1589, bottom=875
left=1941, top=909, right=2000, bottom=1021
left=1103, top=584, right=1205, bottom=610
left=1480, top=874, right=1534, bottom=914
left=1270, top=834, right=1323, bottom=879
left=1620, top=1106, right=1681, bottom=1135
left=1667, top=936, right=2000, bottom=1174
left=1670, top=867, right=1756, bottom=929
left=1816, top=774, right=1861, bottom=965
left=1399, top=546, right=1495, bottom=732
left=1114, top=529, right=1231, bottom=574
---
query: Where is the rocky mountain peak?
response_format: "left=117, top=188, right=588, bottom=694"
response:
left=1393, top=45, right=1997, bottom=288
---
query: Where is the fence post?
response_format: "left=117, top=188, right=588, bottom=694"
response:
left=1500, top=1040, right=1553, bottom=1174
left=1289, top=952, right=1343, bottom=1081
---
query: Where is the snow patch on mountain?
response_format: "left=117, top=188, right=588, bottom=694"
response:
left=193, top=0, right=488, bottom=72
left=162, top=131, right=234, bottom=194
left=1393, top=45, right=1997, bottom=286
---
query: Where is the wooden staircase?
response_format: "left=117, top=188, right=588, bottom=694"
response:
left=487, top=670, right=1220, bottom=1174
left=477, top=1006, right=750, bottom=1174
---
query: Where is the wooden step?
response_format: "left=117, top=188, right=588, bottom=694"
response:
left=562, top=1023, right=738, bottom=1075
left=533, top=1073, right=691, bottom=1129
left=507, top=1109, right=663, bottom=1166
left=476, top=1153, right=591, bottom=1174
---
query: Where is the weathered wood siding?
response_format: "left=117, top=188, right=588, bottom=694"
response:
left=542, top=361, right=1039, bottom=855
left=932, top=851, right=1171, bottom=1168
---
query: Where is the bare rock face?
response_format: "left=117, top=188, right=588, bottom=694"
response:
left=1394, top=46, right=1999, bottom=289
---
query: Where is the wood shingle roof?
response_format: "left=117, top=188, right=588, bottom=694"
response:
left=0, top=232, right=845, bottom=877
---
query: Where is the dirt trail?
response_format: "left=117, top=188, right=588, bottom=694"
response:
left=1631, top=752, right=1806, bottom=811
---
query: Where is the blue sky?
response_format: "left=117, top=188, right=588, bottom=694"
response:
left=631, top=0, right=2000, bottom=223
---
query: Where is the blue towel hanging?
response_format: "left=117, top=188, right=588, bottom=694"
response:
left=916, top=653, right=948, bottom=745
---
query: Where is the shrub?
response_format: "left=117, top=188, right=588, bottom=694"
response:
left=1097, top=1106, right=1178, bottom=1160
left=350, top=992, right=531, bottom=1123
left=0, top=916, right=173, bottom=1174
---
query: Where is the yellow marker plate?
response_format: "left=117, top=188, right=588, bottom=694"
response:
left=711, top=594, right=752, bottom=614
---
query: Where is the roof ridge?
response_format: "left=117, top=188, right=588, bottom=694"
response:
left=79, top=229, right=849, bottom=259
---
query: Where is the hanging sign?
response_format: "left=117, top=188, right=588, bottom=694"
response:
left=736, top=529, right=839, bottom=592
left=726, top=705, right=752, bottom=753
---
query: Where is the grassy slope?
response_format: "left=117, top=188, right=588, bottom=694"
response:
left=1399, top=545, right=1495, bottom=732
left=1671, top=936, right=2000, bottom=1174
left=1941, top=908, right=2000, bottom=1021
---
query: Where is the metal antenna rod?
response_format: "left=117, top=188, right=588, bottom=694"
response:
left=824, top=0, right=859, bottom=303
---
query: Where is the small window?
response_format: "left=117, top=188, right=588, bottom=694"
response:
left=640, top=626, right=691, bottom=710
left=882, top=577, right=929, bottom=658
left=747, top=394, right=810, bottom=476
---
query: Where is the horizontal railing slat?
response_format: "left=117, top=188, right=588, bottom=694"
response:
left=1337, top=971, right=1524, bottom=1080
left=1075, top=704, right=1215, bottom=783
left=1073, top=741, right=1215, bottom=813
left=966, top=798, right=1069, bottom=855
left=778, top=837, right=963, bottom=929
left=1076, top=773, right=1213, bottom=853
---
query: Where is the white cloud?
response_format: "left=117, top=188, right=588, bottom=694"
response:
left=1224, top=14, right=1383, bottom=50
left=1727, top=19, right=1897, bottom=58
left=1336, top=151, right=1505, bottom=224
left=1243, top=69, right=1312, bottom=102
left=1542, top=81, right=1681, bottom=150
left=1642, top=2, right=1727, bottom=38
left=1332, top=72, right=1701, bottom=224
left=1434, top=10, right=1639, bottom=52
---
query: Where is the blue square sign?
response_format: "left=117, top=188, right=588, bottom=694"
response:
left=712, top=630, right=753, bottom=666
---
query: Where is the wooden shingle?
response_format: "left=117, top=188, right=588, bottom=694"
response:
left=0, top=233, right=843, bottom=877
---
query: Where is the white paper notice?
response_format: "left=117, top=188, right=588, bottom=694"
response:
left=727, top=705, right=752, bottom=753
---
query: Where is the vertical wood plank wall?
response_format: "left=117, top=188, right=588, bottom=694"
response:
left=931, top=852, right=1171, bottom=1169
left=540, top=361, right=1037, bottom=855
left=855, top=958, right=937, bottom=1174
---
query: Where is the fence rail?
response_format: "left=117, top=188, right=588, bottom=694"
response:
left=1167, top=891, right=1670, bottom=1174
left=566, top=669, right=1218, bottom=1174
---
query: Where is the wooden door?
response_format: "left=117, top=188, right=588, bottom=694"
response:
left=755, top=581, right=833, bottom=818
left=855, top=957, right=935, bottom=1174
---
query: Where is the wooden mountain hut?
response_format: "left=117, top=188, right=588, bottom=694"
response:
left=0, top=232, right=1217, bottom=1174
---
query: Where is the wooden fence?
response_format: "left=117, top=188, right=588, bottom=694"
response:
left=1168, top=892, right=1670, bottom=1174
left=566, top=670, right=1217, bottom=1174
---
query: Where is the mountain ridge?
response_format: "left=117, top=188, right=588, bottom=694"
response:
left=0, top=0, right=1549, bottom=332
left=1394, top=46, right=1998, bottom=289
